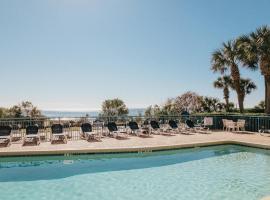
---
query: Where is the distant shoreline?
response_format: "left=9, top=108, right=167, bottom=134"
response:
left=42, top=108, right=146, bottom=118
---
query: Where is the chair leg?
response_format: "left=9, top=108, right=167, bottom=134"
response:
left=64, top=135, right=67, bottom=144
left=6, top=139, right=11, bottom=147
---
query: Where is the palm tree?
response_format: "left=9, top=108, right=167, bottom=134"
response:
left=213, top=76, right=232, bottom=112
left=239, top=78, right=257, bottom=99
left=237, top=25, right=270, bottom=113
left=201, top=97, right=222, bottom=112
left=211, top=40, right=245, bottom=112
left=229, top=78, right=257, bottom=109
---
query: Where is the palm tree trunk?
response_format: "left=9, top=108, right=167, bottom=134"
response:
left=265, top=78, right=268, bottom=112
left=225, top=98, right=229, bottom=112
left=224, top=87, right=230, bottom=112
left=265, top=75, right=270, bottom=114
left=231, top=64, right=244, bottom=113
left=237, top=93, right=244, bottom=113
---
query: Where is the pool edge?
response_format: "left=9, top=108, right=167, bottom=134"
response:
left=1, top=140, right=270, bottom=157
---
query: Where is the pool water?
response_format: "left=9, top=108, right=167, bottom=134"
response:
left=0, top=145, right=270, bottom=200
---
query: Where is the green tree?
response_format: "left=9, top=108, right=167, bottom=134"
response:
left=160, top=98, right=178, bottom=116
left=239, top=78, right=257, bottom=98
left=213, top=76, right=232, bottom=112
left=200, top=97, right=224, bottom=112
left=7, top=101, right=42, bottom=118
left=8, top=105, right=23, bottom=118
left=144, top=106, right=152, bottom=117
left=20, top=101, right=41, bottom=117
left=144, top=105, right=162, bottom=117
left=0, top=107, right=9, bottom=118
left=254, top=100, right=265, bottom=110
left=101, top=98, right=129, bottom=117
left=237, top=25, right=270, bottom=113
left=211, top=40, right=245, bottom=112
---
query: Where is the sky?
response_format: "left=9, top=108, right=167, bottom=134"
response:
left=0, top=0, right=270, bottom=111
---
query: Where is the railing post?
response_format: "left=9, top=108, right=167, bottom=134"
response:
left=257, top=117, right=260, bottom=132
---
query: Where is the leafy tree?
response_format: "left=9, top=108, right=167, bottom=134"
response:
left=160, top=98, right=178, bottom=116
left=237, top=25, right=270, bottom=113
left=211, top=40, right=246, bottom=112
left=174, top=91, right=202, bottom=113
left=8, top=105, right=23, bottom=118
left=239, top=78, right=257, bottom=96
left=101, top=98, right=129, bottom=117
left=213, top=76, right=232, bottom=112
left=144, top=106, right=152, bottom=117
left=254, top=100, right=265, bottom=110
left=0, top=107, right=9, bottom=118
left=144, top=105, right=162, bottom=117
left=20, top=101, right=41, bottom=117
left=229, top=78, right=256, bottom=107
left=1, top=101, right=42, bottom=118
left=200, top=97, right=224, bottom=112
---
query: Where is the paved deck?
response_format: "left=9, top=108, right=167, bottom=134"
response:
left=1, top=131, right=270, bottom=156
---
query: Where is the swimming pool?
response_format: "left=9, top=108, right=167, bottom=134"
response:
left=0, top=145, right=270, bottom=200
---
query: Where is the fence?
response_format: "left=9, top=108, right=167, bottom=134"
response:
left=1, top=114, right=270, bottom=142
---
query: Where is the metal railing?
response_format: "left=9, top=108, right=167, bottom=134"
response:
left=1, top=114, right=270, bottom=143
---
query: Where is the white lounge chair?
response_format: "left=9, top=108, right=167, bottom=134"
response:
left=81, top=123, right=101, bottom=141
left=128, top=121, right=150, bottom=137
left=167, top=120, right=183, bottom=134
left=107, top=122, right=129, bottom=139
left=23, top=125, right=40, bottom=146
left=150, top=120, right=163, bottom=134
left=0, top=126, right=12, bottom=146
left=185, top=119, right=210, bottom=134
left=50, top=124, right=68, bottom=144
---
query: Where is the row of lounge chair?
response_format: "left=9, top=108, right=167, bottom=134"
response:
left=0, top=119, right=210, bottom=147
left=0, top=124, right=69, bottom=146
left=106, top=120, right=210, bottom=139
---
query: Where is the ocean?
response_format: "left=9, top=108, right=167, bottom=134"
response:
left=42, top=108, right=146, bottom=118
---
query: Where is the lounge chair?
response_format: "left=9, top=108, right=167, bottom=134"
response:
left=81, top=123, right=101, bottom=141
left=0, top=125, right=12, bottom=147
left=107, top=122, right=129, bottom=139
left=128, top=121, right=150, bottom=137
left=150, top=120, right=174, bottom=135
left=10, top=124, right=22, bottom=141
left=150, top=120, right=162, bottom=134
left=184, top=119, right=196, bottom=132
left=185, top=119, right=209, bottom=134
left=167, top=120, right=182, bottom=134
left=51, top=124, right=68, bottom=144
left=23, top=125, right=40, bottom=146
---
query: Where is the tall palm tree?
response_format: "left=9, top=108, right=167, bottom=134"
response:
left=237, top=25, right=270, bottom=113
left=213, top=76, right=232, bottom=112
left=238, top=78, right=257, bottom=100
left=211, top=40, right=245, bottom=112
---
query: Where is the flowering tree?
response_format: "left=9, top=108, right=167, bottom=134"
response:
left=174, top=91, right=202, bottom=113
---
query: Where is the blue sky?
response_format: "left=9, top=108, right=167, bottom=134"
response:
left=0, top=0, right=269, bottom=111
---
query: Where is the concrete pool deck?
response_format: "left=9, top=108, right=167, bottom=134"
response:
left=1, top=131, right=270, bottom=156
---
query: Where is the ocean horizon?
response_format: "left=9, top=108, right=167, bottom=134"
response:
left=42, top=108, right=146, bottom=118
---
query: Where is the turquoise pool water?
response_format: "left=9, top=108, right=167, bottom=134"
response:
left=0, top=145, right=270, bottom=200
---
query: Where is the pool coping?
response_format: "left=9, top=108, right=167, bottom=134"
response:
left=1, top=139, right=270, bottom=157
